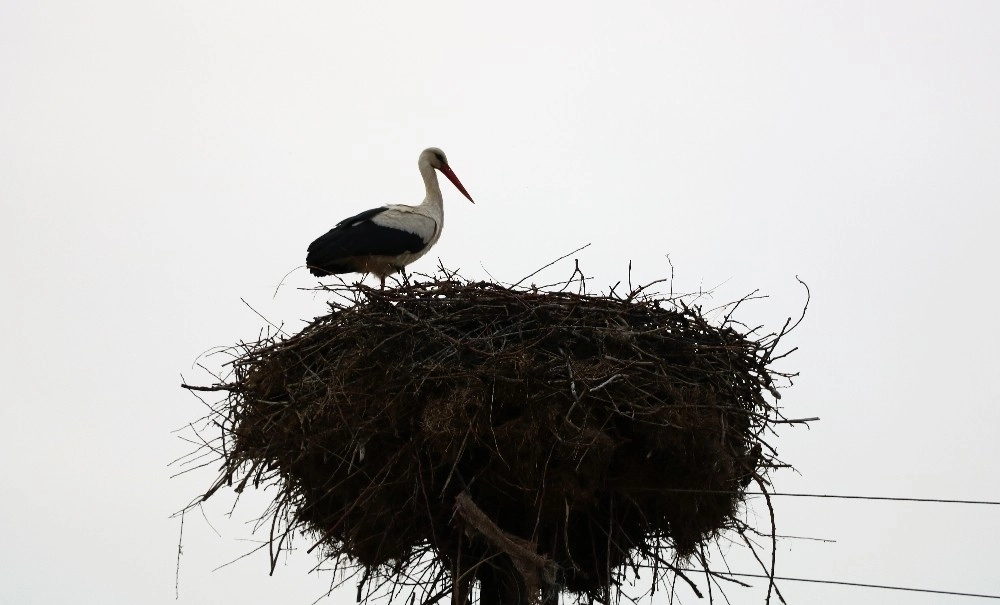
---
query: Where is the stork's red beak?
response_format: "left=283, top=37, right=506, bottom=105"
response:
left=439, top=165, right=476, bottom=204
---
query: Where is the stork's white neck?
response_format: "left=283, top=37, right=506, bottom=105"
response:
left=419, top=161, right=443, bottom=209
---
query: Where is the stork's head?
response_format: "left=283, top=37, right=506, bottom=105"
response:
left=421, top=147, right=475, bottom=204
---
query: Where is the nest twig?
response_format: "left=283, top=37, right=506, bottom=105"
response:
left=181, top=270, right=803, bottom=604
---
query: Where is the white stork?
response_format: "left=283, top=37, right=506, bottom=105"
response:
left=306, top=147, right=475, bottom=287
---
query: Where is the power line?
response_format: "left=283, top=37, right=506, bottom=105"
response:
left=653, top=488, right=1000, bottom=506
left=692, top=570, right=1000, bottom=600
left=760, top=492, right=1000, bottom=506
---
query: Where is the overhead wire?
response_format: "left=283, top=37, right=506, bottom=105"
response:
left=682, top=570, right=1000, bottom=600
left=666, top=488, right=1000, bottom=599
left=751, top=492, right=1000, bottom=506
left=648, top=487, right=1000, bottom=506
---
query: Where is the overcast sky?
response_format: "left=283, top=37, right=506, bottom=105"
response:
left=2, top=2, right=999, bottom=604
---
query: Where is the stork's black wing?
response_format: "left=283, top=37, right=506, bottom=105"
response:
left=306, top=206, right=429, bottom=276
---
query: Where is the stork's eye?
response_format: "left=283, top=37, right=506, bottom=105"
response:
left=434, top=152, right=446, bottom=165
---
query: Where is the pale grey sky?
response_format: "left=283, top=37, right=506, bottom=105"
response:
left=2, top=1, right=999, bottom=604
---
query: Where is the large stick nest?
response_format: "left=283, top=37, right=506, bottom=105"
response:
left=189, top=274, right=799, bottom=603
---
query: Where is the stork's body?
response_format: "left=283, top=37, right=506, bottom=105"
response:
left=306, top=148, right=475, bottom=287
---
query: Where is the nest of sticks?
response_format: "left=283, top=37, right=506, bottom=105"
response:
left=185, top=271, right=801, bottom=604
